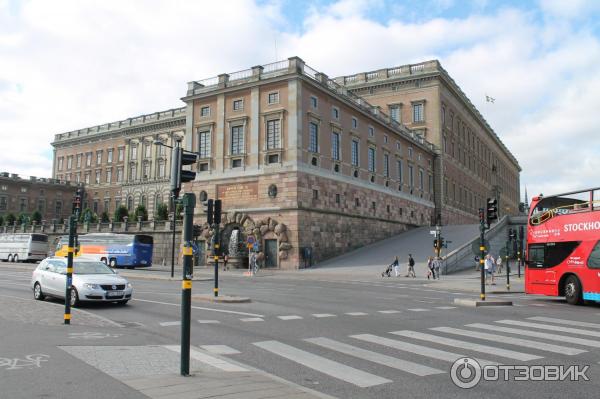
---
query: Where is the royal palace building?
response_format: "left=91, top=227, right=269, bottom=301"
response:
left=51, top=57, right=520, bottom=269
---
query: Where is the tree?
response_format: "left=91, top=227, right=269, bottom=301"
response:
left=100, top=211, right=110, bottom=223
left=6, top=213, right=16, bottom=226
left=133, top=204, right=148, bottom=222
left=155, top=203, right=168, bottom=221
left=17, top=212, right=29, bottom=225
left=176, top=203, right=183, bottom=220
left=0, top=215, right=4, bottom=226
left=79, top=208, right=98, bottom=223
left=114, top=205, right=129, bottom=222
left=31, top=210, right=42, bottom=224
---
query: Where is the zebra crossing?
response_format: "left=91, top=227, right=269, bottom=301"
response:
left=190, top=316, right=599, bottom=389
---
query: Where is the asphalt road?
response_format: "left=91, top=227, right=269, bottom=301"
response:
left=1, top=262, right=599, bottom=399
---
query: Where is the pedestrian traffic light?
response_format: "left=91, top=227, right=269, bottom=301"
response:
left=486, top=198, right=498, bottom=224
left=170, top=145, right=198, bottom=198
left=214, top=199, right=222, bottom=225
left=433, top=239, right=439, bottom=249
left=440, top=237, right=445, bottom=248
left=206, top=199, right=214, bottom=225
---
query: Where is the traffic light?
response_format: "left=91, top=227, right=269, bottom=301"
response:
left=486, top=198, right=498, bottom=224
left=206, top=199, right=214, bottom=225
left=433, top=239, right=439, bottom=249
left=72, top=187, right=83, bottom=215
left=439, top=237, right=445, bottom=248
left=478, top=208, right=485, bottom=222
left=509, top=228, right=517, bottom=240
left=507, top=228, right=512, bottom=241
left=214, top=200, right=222, bottom=225
left=170, top=146, right=198, bottom=198
left=519, top=225, right=524, bottom=241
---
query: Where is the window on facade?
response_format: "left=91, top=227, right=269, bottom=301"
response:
left=127, top=196, right=133, bottom=211
left=351, top=140, right=359, bottom=166
left=198, top=131, right=211, bottom=158
left=310, top=96, right=318, bottom=108
left=390, top=105, right=400, bottom=122
left=408, top=147, right=413, bottom=158
left=232, top=159, right=242, bottom=168
left=199, top=163, right=209, bottom=171
left=143, top=163, right=150, bottom=180
left=383, top=135, right=388, bottom=144
left=332, top=107, right=339, bottom=120
left=396, top=141, right=401, bottom=151
left=355, top=198, right=360, bottom=207
left=368, top=147, right=376, bottom=173
left=131, top=146, right=137, bottom=160
left=84, top=173, right=90, bottom=185
left=104, top=199, right=109, bottom=214
left=55, top=201, right=62, bottom=216
left=268, top=154, right=279, bottom=164
left=231, top=125, right=244, bottom=155
left=312, top=189, right=318, bottom=200
left=107, top=149, right=113, bottom=163
left=117, top=168, right=123, bottom=182
left=335, top=193, right=340, bottom=205
left=58, top=157, right=64, bottom=171
left=106, top=169, right=112, bottom=183
left=130, top=165, right=136, bottom=181
left=158, top=161, right=165, bottom=178
left=86, top=153, right=92, bottom=167
left=118, top=148, right=124, bottom=162
left=67, top=156, right=73, bottom=169
left=158, top=143, right=166, bottom=156
left=419, top=169, right=424, bottom=190
left=397, top=160, right=403, bottom=184
left=19, top=198, right=27, bottom=212
left=200, top=106, right=210, bottom=117
left=268, top=92, right=279, bottom=104
left=383, top=154, right=389, bottom=178
left=76, top=154, right=82, bottom=168
left=429, top=175, right=433, bottom=192
left=0, top=196, right=7, bottom=211
left=331, top=132, right=340, bottom=161
left=95, top=171, right=100, bottom=184
left=75, top=173, right=81, bottom=183
left=144, top=144, right=151, bottom=158
left=267, top=120, right=281, bottom=150
left=352, top=117, right=357, bottom=129
left=233, top=99, right=243, bottom=111
left=441, top=106, right=446, bottom=126
left=413, top=103, right=424, bottom=122
left=309, top=122, right=319, bottom=153
left=408, top=165, right=414, bottom=187
left=96, top=151, right=102, bottom=165
left=93, top=201, right=98, bottom=214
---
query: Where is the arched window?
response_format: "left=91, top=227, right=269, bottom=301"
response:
left=127, top=196, right=133, bottom=211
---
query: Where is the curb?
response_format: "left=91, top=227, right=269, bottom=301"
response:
left=454, top=298, right=513, bottom=307
left=192, top=294, right=251, bottom=303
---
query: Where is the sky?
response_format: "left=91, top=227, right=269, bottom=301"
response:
left=1, top=0, right=600, bottom=201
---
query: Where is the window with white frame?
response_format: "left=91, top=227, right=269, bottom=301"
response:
left=412, top=103, right=424, bottom=122
left=84, top=172, right=90, bottom=184
left=396, top=141, right=401, bottom=151
left=144, top=143, right=151, bottom=158
left=67, top=156, right=73, bottom=169
left=96, top=151, right=102, bottom=165
left=58, top=157, right=64, bottom=171
left=106, top=169, right=112, bottom=183
left=76, top=154, right=82, bottom=168
left=233, top=99, right=243, bottom=111
left=95, top=171, right=100, bottom=184
left=107, top=149, right=113, bottom=163
left=368, top=147, right=376, bottom=173
left=230, top=125, right=244, bottom=155
left=408, top=147, right=413, bottom=158
left=266, top=120, right=281, bottom=150
left=117, top=168, right=123, bottom=182
left=268, top=92, right=279, bottom=104
left=419, top=169, right=424, bottom=190
left=383, top=135, right=388, bottom=144
left=158, top=161, right=165, bottom=178
left=309, top=122, right=318, bottom=153
left=130, top=165, right=136, bottom=181
left=351, top=140, right=359, bottom=166
left=198, top=131, right=211, bottom=158
left=118, top=148, right=124, bottom=162
left=86, top=153, right=92, bottom=167
left=331, top=132, right=340, bottom=161
left=390, top=105, right=400, bottom=122
left=200, top=106, right=210, bottom=117
left=131, top=145, right=137, bottom=160
left=143, top=163, right=150, bottom=180
left=383, top=154, right=389, bottom=178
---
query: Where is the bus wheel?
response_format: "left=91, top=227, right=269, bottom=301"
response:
left=13, top=254, right=18, bottom=263
left=565, top=275, right=583, bottom=305
left=109, top=259, right=117, bottom=268
left=7, top=254, right=13, bottom=262
left=100, top=257, right=107, bottom=265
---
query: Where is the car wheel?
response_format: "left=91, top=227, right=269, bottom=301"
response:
left=117, top=300, right=129, bottom=305
left=33, top=283, right=45, bottom=301
left=70, top=288, right=80, bottom=307
left=109, top=258, right=117, bottom=268
left=565, top=275, right=583, bottom=305
left=13, top=254, right=18, bottom=263
left=7, top=254, right=13, bottom=262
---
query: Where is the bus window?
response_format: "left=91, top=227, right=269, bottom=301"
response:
left=135, top=235, right=153, bottom=245
left=528, top=242, right=580, bottom=268
left=588, top=241, right=600, bottom=269
left=528, top=244, right=545, bottom=267
left=31, top=234, right=48, bottom=242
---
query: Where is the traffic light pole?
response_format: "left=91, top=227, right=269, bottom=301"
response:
left=506, top=243, right=510, bottom=291
left=171, top=194, right=176, bottom=278
left=180, top=193, right=195, bottom=376
left=213, top=225, right=219, bottom=298
left=479, top=208, right=486, bottom=301
left=65, top=189, right=81, bottom=325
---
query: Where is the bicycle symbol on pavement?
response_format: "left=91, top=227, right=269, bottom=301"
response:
left=0, top=354, right=49, bottom=370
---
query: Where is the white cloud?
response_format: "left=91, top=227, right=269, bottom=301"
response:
left=1, top=0, right=599, bottom=201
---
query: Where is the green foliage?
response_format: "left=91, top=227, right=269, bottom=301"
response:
left=6, top=213, right=16, bottom=225
left=79, top=208, right=98, bottom=223
left=17, top=212, right=29, bottom=225
left=176, top=203, right=183, bottom=220
left=31, top=210, right=42, bottom=224
left=155, top=203, right=168, bottom=221
left=100, top=211, right=110, bottom=223
left=114, top=205, right=129, bottom=222
left=133, top=205, right=148, bottom=222
left=0, top=215, right=4, bottom=226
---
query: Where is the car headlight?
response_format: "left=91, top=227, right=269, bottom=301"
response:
left=126, top=282, right=132, bottom=289
left=84, top=283, right=101, bottom=290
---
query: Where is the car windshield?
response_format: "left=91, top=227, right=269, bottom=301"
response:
left=73, top=261, right=115, bottom=275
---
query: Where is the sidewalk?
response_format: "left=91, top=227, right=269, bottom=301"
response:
left=424, top=271, right=525, bottom=294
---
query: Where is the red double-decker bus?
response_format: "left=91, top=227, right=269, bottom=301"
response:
left=526, top=187, right=600, bottom=305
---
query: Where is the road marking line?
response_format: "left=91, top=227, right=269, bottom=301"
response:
left=200, top=345, right=240, bottom=355
left=391, top=330, right=541, bottom=361
left=431, top=327, right=586, bottom=356
left=527, top=317, right=600, bottom=329
left=132, top=298, right=264, bottom=317
left=278, top=315, right=303, bottom=320
left=496, top=320, right=600, bottom=338
left=197, top=320, right=220, bottom=324
left=164, top=345, right=248, bottom=372
left=435, top=306, right=457, bottom=310
left=253, top=340, right=391, bottom=387
left=467, top=323, right=600, bottom=348
left=378, top=310, right=401, bottom=314
left=345, top=312, right=368, bottom=316
left=350, top=334, right=497, bottom=366
left=240, top=317, right=264, bottom=322
left=312, top=313, right=336, bottom=318
left=159, top=321, right=180, bottom=327
left=305, top=337, right=444, bottom=377
left=407, top=308, right=429, bottom=312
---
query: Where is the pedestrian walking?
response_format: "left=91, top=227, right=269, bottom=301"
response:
left=427, top=257, right=434, bottom=280
left=474, top=256, right=480, bottom=271
left=496, top=256, right=503, bottom=274
left=433, top=256, right=441, bottom=279
left=393, top=256, right=401, bottom=277
left=490, top=255, right=497, bottom=285
left=406, top=254, right=416, bottom=278
left=223, top=253, right=229, bottom=271
left=249, top=252, right=257, bottom=275
left=484, top=254, right=494, bottom=285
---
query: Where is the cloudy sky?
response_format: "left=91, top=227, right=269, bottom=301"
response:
left=1, top=0, right=599, bottom=201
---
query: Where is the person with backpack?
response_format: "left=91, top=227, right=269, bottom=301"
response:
left=406, top=254, right=416, bottom=278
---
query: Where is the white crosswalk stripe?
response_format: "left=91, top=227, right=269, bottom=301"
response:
left=345, top=312, right=368, bottom=316
left=305, top=337, right=444, bottom=376
left=434, top=306, right=457, bottom=310
left=350, top=334, right=497, bottom=366
left=164, top=345, right=248, bottom=372
left=159, top=321, right=180, bottom=327
left=467, top=323, right=600, bottom=348
left=407, top=308, right=429, bottom=312
left=431, top=326, right=586, bottom=356
left=240, top=317, right=264, bottom=322
left=496, top=320, right=600, bottom=338
left=527, top=316, right=600, bottom=329
left=197, top=320, right=220, bottom=324
left=391, top=330, right=541, bottom=361
left=253, top=341, right=391, bottom=387
left=378, top=310, right=401, bottom=314
left=278, top=315, right=303, bottom=320
left=312, top=313, right=336, bottom=318
left=200, top=345, right=240, bottom=355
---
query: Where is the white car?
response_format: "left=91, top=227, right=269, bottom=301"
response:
left=31, top=257, right=133, bottom=306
